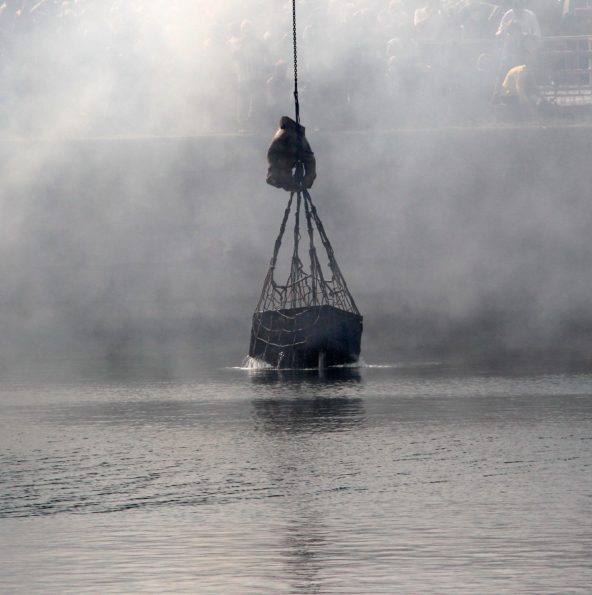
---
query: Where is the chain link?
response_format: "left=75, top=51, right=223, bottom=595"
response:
left=292, top=0, right=300, bottom=124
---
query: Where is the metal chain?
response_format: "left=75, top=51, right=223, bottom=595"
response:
left=292, top=0, right=300, bottom=124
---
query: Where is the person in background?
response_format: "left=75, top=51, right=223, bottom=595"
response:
left=414, top=0, right=448, bottom=42
left=233, top=19, right=269, bottom=131
left=493, top=0, right=542, bottom=96
left=496, top=35, right=553, bottom=119
left=496, top=0, right=542, bottom=52
left=266, top=59, right=291, bottom=116
left=501, top=63, right=537, bottom=112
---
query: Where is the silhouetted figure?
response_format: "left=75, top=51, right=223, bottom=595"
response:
left=496, top=0, right=542, bottom=40
left=233, top=19, right=268, bottom=131
left=414, top=0, right=448, bottom=41
left=384, top=31, right=428, bottom=126
left=456, top=0, right=499, bottom=38
left=469, top=52, right=497, bottom=120
left=266, top=60, right=291, bottom=114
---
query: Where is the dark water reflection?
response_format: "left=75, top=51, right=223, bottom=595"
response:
left=250, top=367, right=364, bottom=435
left=248, top=366, right=362, bottom=385
left=1, top=363, right=592, bottom=593
left=252, top=395, right=365, bottom=435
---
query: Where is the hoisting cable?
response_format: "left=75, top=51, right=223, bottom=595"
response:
left=256, top=194, right=293, bottom=312
left=289, top=192, right=303, bottom=309
left=292, top=0, right=300, bottom=125
left=291, top=0, right=306, bottom=187
left=304, top=189, right=360, bottom=314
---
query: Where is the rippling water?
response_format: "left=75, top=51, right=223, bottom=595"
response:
left=1, top=362, right=592, bottom=593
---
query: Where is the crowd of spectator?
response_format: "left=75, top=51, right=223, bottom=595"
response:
left=222, top=0, right=574, bottom=130
left=0, top=0, right=587, bottom=135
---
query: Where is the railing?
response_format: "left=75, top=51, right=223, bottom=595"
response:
left=418, top=34, right=592, bottom=108
left=562, top=0, right=592, bottom=36
left=539, top=36, right=592, bottom=104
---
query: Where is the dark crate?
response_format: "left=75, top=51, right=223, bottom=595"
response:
left=249, top=304, right=363, bottom=369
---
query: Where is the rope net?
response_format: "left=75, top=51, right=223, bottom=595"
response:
left=248, top=2, right=361, bottom=368
left=250, top=188, right=362, bottom=368
left=255, top=189, right=359, bottom=316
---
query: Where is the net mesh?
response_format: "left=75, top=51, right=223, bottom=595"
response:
left=255, top=189, right=360, bottom=315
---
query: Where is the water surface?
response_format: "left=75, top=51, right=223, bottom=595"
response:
left=1, top=362, right=591, bottom=593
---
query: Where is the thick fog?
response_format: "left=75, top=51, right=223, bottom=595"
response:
left=0, top=0, right=590, bottom=375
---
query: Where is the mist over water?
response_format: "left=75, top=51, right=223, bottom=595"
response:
left=1, top=127, right=592, bottom=372
left=1, top=1, right=591, bottom=369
